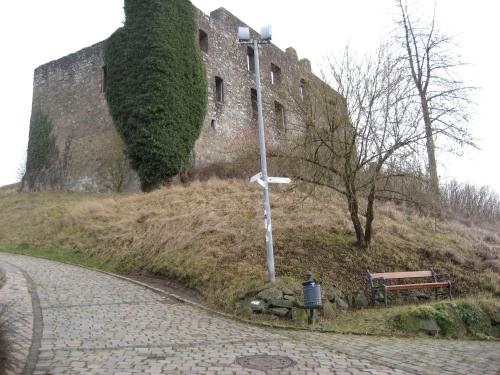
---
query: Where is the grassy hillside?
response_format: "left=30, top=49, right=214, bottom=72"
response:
left=1, top=180, right=498, bottom=311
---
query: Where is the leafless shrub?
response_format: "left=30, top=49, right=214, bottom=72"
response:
left=441, top=180, right=500, bottom=223
left=484, top=234, right=499, bottom=243
left=16, top=157, right=26, bottom=183
left=186, top=162, right=249, bottom=181
left=276, top=43, right=429, bottom=247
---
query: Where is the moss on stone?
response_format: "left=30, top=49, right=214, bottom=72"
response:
left=454, top=300, right=492, bottom=336
left=24, top=108, right=57, bottom=189
left=395, top=299, right=498, bottom=338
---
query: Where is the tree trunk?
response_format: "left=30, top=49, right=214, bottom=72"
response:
left=364, top=182, right=376, bottom=246
left=345, top=180, right=366, bottom=247
left=421, top=96, right=440, bottom=196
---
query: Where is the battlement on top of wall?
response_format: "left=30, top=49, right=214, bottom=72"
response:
left=33, top=6, right=322, bottom=100
left=202, top=7, right=313, bottom=73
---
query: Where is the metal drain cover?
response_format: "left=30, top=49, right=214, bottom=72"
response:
left=235, top=354, right=296, bottom=371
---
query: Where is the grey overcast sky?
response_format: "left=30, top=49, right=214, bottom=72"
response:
left=0, top=0, right=498, bottom=193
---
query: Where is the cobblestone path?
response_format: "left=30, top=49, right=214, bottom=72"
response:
left=0, top=253, right=498, bottom=375
left=0, top=262, right=35, bottom=375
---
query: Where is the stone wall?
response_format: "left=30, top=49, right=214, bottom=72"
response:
left=23, top=6, right=344, bottom=192
left=22, top=43, right=140, bottom=192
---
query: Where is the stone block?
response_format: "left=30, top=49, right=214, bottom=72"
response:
left=325, top=287, right=345, bottom=303
left=256, top=287, right=283, bottom=302
left=238, top=283, right=271, bottom=300
left=419, top=319, right=441, bottom=335
left=354, top=292, right=368, bottom=308
left=248, top=299, right=266, bottom=313
left=268, top=307, right=290, bottom=318
left=268, top=299, right=293, bottom=309
left=335, top=297, right=349, bottom=310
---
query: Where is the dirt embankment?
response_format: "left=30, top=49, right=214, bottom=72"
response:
left=0, top=179, right=498, bottom=311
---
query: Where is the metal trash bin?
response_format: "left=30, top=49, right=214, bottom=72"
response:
left=302, top=271, right=322, bottom=315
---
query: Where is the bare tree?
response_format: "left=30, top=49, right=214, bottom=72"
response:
left=280, top=44, right=427, bottom=247
left=396, top=0, right=476, bottom=196
left=16, top=156, right=26, bottom=182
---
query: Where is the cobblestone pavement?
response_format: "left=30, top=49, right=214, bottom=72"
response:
left=0, top=262, right=34, bottom=375
left=0, top=253, right=499, bottom=375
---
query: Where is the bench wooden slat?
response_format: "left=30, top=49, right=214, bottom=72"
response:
left=386, top=282, right=449, bottom=291
left=368, top=268, right=452, bottom=306
left=370, top=271, right=432, bottom=279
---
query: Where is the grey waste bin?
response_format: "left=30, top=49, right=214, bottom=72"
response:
left=302, top=271, right=322, bottom=308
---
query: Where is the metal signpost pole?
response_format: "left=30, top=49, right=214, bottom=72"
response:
left=253, top=39, right=275, bottom=284
left=238, top=25, right=290, bottom=285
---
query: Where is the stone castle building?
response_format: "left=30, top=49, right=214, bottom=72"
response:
left=23, top=6, right=342, bottom=192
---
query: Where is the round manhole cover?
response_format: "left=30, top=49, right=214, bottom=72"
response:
left=235, top=354, right=296, bottom=371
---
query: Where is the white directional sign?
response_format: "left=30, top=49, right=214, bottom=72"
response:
left=250, top=172, right=291, bottom=187
left=250, top=172, right=265, bottom=187
left=267, top=177, right=291, bottom=184
left=250, top=172, right=263, bottom=183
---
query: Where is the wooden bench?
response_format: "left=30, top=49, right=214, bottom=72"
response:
left=367, top=269, right=451, bottom=306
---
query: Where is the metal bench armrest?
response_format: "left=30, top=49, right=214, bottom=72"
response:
left=431, top=268, right=451, bottom=282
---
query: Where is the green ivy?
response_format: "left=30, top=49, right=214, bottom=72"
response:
left=25, top=108, right=57, bottom=187
left=104, top=0, right=207, bottom=191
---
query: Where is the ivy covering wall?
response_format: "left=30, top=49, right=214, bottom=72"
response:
left=104, top=0, right=207, bottom=191
left=24, top=108, right=57, bottom=188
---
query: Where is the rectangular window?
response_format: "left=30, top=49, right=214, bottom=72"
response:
left=271, top=63, right=281, bottom=85
left=199, top=30, right=208, bottom=53
left=251, top=88, right=258, bottom=119
left=215, top=76, right=224, bottom=103
left=299, top=79, right=306, bottom=100
left=101, top=66, right=108, bottom=93
left=247, top=47, right=255, bottom=72
left=274, top=101, right=285, bottom=130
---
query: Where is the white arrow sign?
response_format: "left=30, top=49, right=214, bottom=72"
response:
left=267, top=177, right=291, bottom=184
left=250, top=171, right=291, bottom=187
left=250, top=172, right=262, bottom=183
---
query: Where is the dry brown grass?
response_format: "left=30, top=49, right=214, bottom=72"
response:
left=0, top=179, right=498, bottom=311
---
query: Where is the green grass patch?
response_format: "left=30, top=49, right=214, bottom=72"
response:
left=0, top=244, right=119, bottom=273
left=394, top=299, right=498, bottom=338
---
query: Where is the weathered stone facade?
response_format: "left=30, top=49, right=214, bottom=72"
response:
left=24, top=42, right=140, bottom=192
left=23, top=6, right=342, bottom=192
